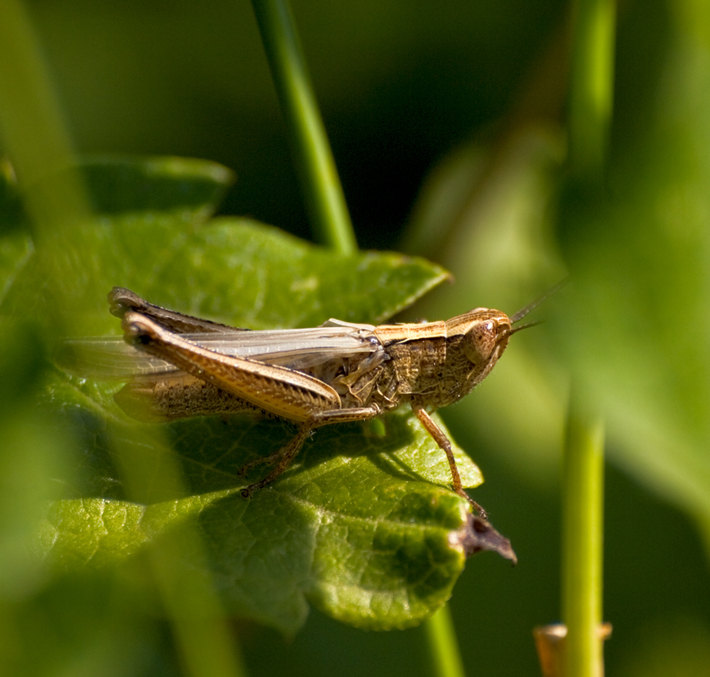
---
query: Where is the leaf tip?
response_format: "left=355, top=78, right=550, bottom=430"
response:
left=449, top=512, right=517, bottom=564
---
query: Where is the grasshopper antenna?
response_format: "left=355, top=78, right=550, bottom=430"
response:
left=509, top=319, right=541, bottom=335
left=510, top=278, right=569, bottom=325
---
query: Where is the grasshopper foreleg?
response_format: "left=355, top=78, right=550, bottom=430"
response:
left=412, top=404, right=487, bottom=518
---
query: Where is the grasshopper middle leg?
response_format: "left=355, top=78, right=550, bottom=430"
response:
left=239, top=405, right=383, bottom=497
left=239, top=423, right=315, bottom=497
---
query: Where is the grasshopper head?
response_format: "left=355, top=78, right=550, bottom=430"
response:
left=449, top=309, right=513, bottom=367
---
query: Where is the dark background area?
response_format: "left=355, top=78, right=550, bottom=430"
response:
left=31, top=0, right=563, bottom=248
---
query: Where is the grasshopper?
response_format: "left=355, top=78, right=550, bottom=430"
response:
left=65, top=287, right=550, bottom=561
left=91, top=287, right=538, bottom=513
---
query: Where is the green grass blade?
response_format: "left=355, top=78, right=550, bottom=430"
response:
left=559, top=0, right=616, bottom=672
left=250, top=0, right=357, bottom=254
left=568, top=0, right=616, bottom=180
left=422, top=604, right=465, bottom=677
left=562, top=400, right=605, bottom=677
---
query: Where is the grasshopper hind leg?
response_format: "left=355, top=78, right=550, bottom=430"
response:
left=239, top=423, right=314, bottom=498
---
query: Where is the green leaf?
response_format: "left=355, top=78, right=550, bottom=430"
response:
left=3, top=215, right=448, bottom=335
left=2, top=155, right=494, bottom=633
left=0, top=155, right=236, bottom=333
left=39, top=410, right=478, bottom=633
left=0, top=229, right=32, bottom=306
left=0, top=159, right=28, bottom=233
left=77, top=155, right=235, bottom=218
left=0, top=155, right=235, bottom=230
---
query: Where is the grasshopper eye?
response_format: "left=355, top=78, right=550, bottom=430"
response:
left=463, top=320, right=498, bottom=364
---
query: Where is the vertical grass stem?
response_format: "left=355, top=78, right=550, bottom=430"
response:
left=562, top=401, right=605, bottom=677
left=423, top=604, right=466, bottom=677
left=250, top=0, right=357, bottom=254
left=568, top=0, right=616, bottom=181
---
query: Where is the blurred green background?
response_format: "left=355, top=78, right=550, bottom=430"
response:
left=2, top=0, right=710, bottom=675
